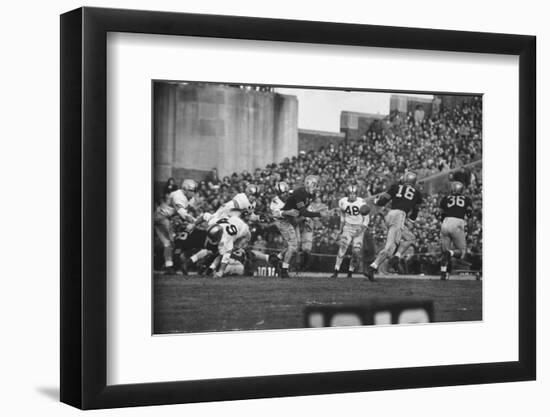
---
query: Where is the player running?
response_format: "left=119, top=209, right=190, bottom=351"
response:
left=269, top=181, right=296, bottom=271
left=331, top=185, right=370, bottom=278
left=439, top=181, right=473, bottom=280
left=365, top=171, right=423, bottom=281
left=154, top=178, right=197, bottom=273
left=273, top=175, right=328, bottom=278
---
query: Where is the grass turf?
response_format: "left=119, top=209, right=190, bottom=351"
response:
left=153, top=274, right=481, bottom=334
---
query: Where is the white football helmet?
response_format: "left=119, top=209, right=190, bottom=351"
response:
left=181, top=179, right=198, bottom=192
left=304, top=175, right=319, bottom=194
left=347, top=184, right=358, bottom=201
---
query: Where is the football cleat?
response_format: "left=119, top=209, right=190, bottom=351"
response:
left=364, top=265, right=376, bottom=282
left=440, top=271, right=449, bottom=281
left=347, top=270, right=353, bottom=279
left=280, top=268, right=290, bottom=279
left=179, top=255, right=191, bottom=275
left=163, top=266, right=175, bottom=275
left=330, top=270, right=339, bottom=279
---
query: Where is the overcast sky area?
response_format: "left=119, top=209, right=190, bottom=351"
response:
left=274, top=88, right=433, bottom=132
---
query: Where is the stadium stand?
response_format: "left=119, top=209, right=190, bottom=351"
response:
left=155, top=97, right=482, bottom=274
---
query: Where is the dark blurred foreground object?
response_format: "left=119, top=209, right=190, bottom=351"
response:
left=304, top=298, right=434, bottom=327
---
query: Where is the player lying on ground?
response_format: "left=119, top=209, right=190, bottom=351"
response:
left=332, top=185, right=370, bottom=278
left=271, top=175, right=329, bottom=278
left=365, top=171, right=423, bottom=281
left=203, top=213, right=275, bottom=278
left=174, top=223, right=220, bottom=274
left=154, top=179, right=198, bottom=274
left=438, top=181, right=473, bottom=280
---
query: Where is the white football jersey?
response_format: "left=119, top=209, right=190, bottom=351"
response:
left=168, top=189, right=195, bottom=220
left=269, top=196, right=285, bottom=219
left=208, top=193, right=254, bottom=225
left=232, top=193, right=253, bottom=211
left=217, top=216, right=250, bottom=262
left=339, top=197, right=369, bottom=226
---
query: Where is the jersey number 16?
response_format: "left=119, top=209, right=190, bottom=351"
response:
left=396, top=185, right=415, bottom=200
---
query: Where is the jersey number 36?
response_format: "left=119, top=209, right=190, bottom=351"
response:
left=447, top=196, right=465, bottom=207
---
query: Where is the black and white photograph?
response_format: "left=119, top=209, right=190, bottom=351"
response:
left=152, top=81, right=483, bottom=334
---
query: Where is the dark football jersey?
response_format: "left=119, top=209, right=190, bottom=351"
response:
left=174, top=229, right=218, bottom=253
left=387, top=183, right=423, bottom=214
left=439, top=195, right=472, bottom=219
left=282, top=187, right=313, bottom=213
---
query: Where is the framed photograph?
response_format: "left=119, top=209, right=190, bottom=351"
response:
left=60, top=6, right=536, bottom=409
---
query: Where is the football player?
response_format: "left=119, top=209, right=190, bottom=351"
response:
left=439, top=181, right=473, bottom=280
left=206, top=184, right=259, bottom=225
left=154, top=178, right=197, bottom=273
left=365, top=171, right=423, bottom=281
left=275, top=175, right=329, bottom=278
left=174, top=222, right=221, bottom=274
left=332, top=185, right=370, bottom=278
left=204, top=213, right=273, bottom=278
left=268, top=181, right=296, bottom=271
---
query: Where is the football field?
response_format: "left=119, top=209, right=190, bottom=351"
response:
left=153, top=273, right=482, bottom=334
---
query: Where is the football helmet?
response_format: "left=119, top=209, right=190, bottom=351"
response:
left=275, top=181, right=290, bottom=195
left=347, top=185, right=358, bottom=201
left=181, top=179, right=198, bottom=192
left=402, top=171, right=417, bottom=185
left=245, top=184, right=259, bottom=201
left=206, top=224, right=224, bottom=245
left=304, top=175, right=320, bottom=194
left=450, top=181, right=464, bottom=195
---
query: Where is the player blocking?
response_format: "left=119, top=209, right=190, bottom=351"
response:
left=269, top=175, right=330, bottom=278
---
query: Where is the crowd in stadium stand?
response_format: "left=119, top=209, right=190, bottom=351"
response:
left=158, top=97, right=482, bottom=274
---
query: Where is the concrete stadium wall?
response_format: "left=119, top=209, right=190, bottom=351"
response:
left=340, top=111, right=386, bottom=140
left=298, top=129, right=345, bottom=152
left=154, top=83, right=299, bottom=181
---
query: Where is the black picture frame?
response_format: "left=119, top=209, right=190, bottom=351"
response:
left=60, top=6, right=536, bottom=410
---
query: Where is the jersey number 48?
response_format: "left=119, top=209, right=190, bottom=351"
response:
left=344, top=205, right=360, bottom=215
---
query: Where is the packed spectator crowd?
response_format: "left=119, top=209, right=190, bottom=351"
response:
left=158, top=97, right=483, bottom=274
